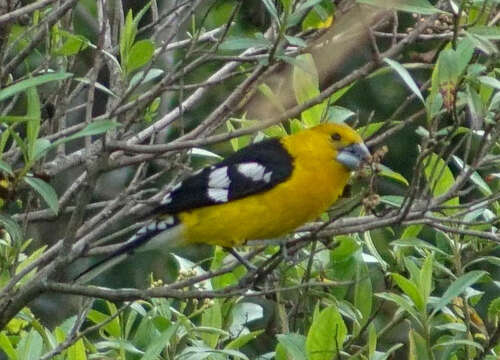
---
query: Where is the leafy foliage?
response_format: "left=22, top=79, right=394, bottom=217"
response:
left=0, top=0, right=498, bottom=359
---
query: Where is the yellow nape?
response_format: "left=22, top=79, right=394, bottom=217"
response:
left=180, top=123, right=363, bottom=248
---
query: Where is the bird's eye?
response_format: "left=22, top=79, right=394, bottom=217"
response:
left=331, top=133, right=341, bottom=141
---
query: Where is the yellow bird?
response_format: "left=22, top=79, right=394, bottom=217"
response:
left=77, top=123, right=370, bottom=283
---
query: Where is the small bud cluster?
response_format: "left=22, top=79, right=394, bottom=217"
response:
left=150, top=278, right=164, bottom=288
left=177, top=268, right=198, bottom=280
left=407, top=13, right=454, bottom=34
left=362, top=193, right=381, bottom=210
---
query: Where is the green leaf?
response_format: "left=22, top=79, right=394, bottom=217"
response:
left=0, top=332, right=17, bottom=360
left=119, top=3, right=151, bottom=74
left=262, top=0, right=280, bottom=23
left=142, top=324, right=178, bottom=360
left=0, top=160, right=13, bottom=175
left=465, top=256, right=500, bottom=269
left=487, top=297, right=500, bottom=325
left=225, top=330, right=264, bottom=350
left=330, top=84, right=354, bottom=104
left=24, top=176, right=59, bottom=215
left=433, top=339, right=484, bottom=351
left=201, top=302, right=222, bottom=347
left=0, top=72, right=72, bottom=101
left=384, top=58, right=424, bottom=104
left=379, top=195, right=404, bottom=208
left=0, top=214, right=23, bottom=245
left=280, top=0, right=292, bottom=12
left=17, top=329, right=43, bottom=360
left=87, top=309, right=120, bottom=338
left=306, top=305, right=347, bottom=360
left=357, top=121, right=387, bottom=139
left=423, top=152, right=459, bottom=208
left=188, top=147, right=223, bottom=160
left=376, top=293, right=422, bottom=326
left=434, top=323, right=467, bottom=332
left=225, top=119, right=251, bottom=152
left=293, top=54, right=326, bottom=127
left=431, top=271, right=487, bottom=317
left=26, top=87, right=41, bottom=163
left=354, top=251, right=372, bottom=330
left=408, top=329, right=430, bottom=360
left=126, top=39, right=155, bottom=75
left=438, top=49, right=460, bottom=84
left=478, top=75, right=500, bottom=90
left=97, top=340, right=143, bottom=355
left=229, top=302, right=263, bottom=336
left=464, top=31, right=497, bottom=56
left=380, top=344, right=405, bottom=360
left=178, top=346, right=249, bottom=359
left=401, top=225, right=423, bottom=239
left=33, top=138, right=52, bottom=161
left=391, top=273, right=425, bottom=312
left=74, top=77, right=117, bottom=97
left=219, top=36, right=271, bottom=50
left=210, top=246, right=239, bottom=288
left=392, top=238, right=448, bottom=256
left=368, top=323, right=377, bottom=358
left=301, top=1, right=334, bottom=30
left=363, top=231, right=388, bottom=270
left=53, top=120, right=121, bottom=147
left=420, top=254, right=433, bottom=304
left=451, top=155, right=492, bottom=196
left=286, top=0, right=323, bottom=27
left=105, top=301, right=122, bottom=337
left=468, top=26, right=500, bottom=40
left=128, top=68, right=164, bottom=89
left=67, top=338, right=87, bottom=360
left=329, top=237, right=358, bottom=299
left=32, top=120, right=120, bottom=161
left=284, top=35, right=307, bottom=47
left=326, top=106, right=355, bottom=123
left=404, top=258, right=421, bottom=284
left=275, top=343, right=289, bottom=360
left=378, top=164, right=409, bottom=186
left=466, top=83, right=484, bottom=126
left=54, top=33, right=89, bottom=56
left=455, top=38, right=475, bottom=75
left=357, top=0, right=445, bottom=14
left=120, top=10, right=136, bottom=63
left=277, top=333, right=307, bottom=360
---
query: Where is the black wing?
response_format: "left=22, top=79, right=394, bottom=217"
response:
left=157, top=138, right=294, bottom=214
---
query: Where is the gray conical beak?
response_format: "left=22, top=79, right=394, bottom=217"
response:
left=336, top=143, right=371, bottom=170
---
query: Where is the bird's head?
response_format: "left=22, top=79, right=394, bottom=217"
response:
left=312, top=123, right=371, bottom=170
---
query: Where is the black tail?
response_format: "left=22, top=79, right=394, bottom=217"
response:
left=73, top=237, right=144, bottom=284
left=74, top=216, right=180, bottom=284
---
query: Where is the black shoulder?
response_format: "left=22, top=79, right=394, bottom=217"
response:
left=157, top=138, right=294, bottom=213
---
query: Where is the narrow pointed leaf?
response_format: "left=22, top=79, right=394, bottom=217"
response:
left=431, top=271, right=487, bottom=317
left=24, top=177, right=59, bottom=215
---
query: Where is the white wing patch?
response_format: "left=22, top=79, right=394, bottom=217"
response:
left=207, top=166, right=230, bottom=202
left=164, top=216, right=175, bottom=225
left=209, top=166, right=230, bottom=188
left=161, top=193, right=172, bottom=205
left=130, top=217, right=177, bottom=243
left=171, top=182, right=183, bottom=191
left=237, top=162, right=272, bottom=183
left=161, top=182, right=183, bottom=205
left=208, top=188, right=229, bottom=202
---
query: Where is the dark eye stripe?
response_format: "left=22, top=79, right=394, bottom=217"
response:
left=331, top=133, right=341, bottom=141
